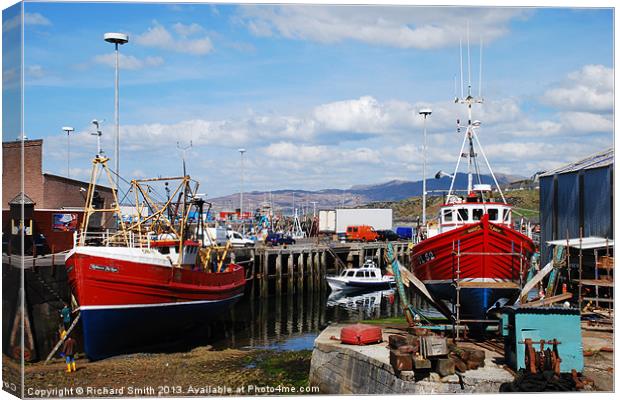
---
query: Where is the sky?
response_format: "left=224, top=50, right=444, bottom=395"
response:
left=2, top=1, right=615, bottom=198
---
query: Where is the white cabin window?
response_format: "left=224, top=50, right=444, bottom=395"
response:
left=488, top=208, right=499, bottom=221
left=472, top=208, right=484, bottom=221
left=370, top=271, right=377, bottom=278
left=457, top=208, right=469, bottom=222
left=355, top=271, right=365, bottom=278
left=443, top=209, right=454, bottom=222
left=347, top=271, right=355, bottom=277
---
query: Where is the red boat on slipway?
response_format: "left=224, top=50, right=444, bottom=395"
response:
left=65, top=155, right=245, bottom=360
left=411, top=90, right=534, bottom=325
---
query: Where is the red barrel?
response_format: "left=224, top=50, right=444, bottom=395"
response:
left=340, top=323, right=383, bottom=345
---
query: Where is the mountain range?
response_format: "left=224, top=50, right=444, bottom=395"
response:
left=209, top=172, right=524, bottom=213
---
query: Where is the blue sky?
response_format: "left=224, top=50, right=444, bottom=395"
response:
left=3, top=2, right=614, bottom=198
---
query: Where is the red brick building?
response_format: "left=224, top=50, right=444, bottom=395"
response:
left=2, top=139, right=115, bottom=253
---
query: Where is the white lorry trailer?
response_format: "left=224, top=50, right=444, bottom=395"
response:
left=318, top=208, right=393, bottom=234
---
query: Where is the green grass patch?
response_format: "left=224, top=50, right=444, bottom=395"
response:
left=252, top=350, right=313, bottom=388
left=361, top=316, right=407, bottom=325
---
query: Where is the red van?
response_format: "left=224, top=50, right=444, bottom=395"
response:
left=346, top=225, right=379, bottom=242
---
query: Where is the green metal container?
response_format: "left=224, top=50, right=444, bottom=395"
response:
left=501, top=306, right=583, bottom=373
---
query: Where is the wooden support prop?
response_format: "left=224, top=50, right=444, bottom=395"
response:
left=44, top=313, right=81, bottom=364
left=516, top=261, right=554, bottom=304
left=520, top=292, right=573, bottom=308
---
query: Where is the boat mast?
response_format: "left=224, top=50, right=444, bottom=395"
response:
left=447, top=31, right=507, bottom=205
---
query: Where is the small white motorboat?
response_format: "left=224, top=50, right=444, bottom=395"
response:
left=325, top=259, right=395, bottom=292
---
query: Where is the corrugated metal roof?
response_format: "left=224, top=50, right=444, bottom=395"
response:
left=539, top=147, right=613, bottom=177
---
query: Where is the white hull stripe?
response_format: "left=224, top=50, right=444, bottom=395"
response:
left=78, top=293, right=244, bottom=311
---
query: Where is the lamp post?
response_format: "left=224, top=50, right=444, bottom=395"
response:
left=104, top=32, right=129, bottom=191
left=419, top=108, right=432, bottom=226
left=62, top=126, right=74, bottom=177
left=238, top=148, right=246, bottom=233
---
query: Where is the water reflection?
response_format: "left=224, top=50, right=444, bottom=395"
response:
left=188, top=288, right=404, bottom=352
left=326, top=288, right=396, bottom=320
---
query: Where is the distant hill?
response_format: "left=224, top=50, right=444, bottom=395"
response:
left=367, top=188, right=540, bottom=225
left=209, top=173, right=523, bottom=212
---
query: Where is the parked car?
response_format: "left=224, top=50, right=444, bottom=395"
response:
left=345, top=225, right=379, bottom=242
left=227, top=230, right=254, bottom=247
left=376, top=229, right=400, bottom=242
left=266, top=232, right=296, bottom=246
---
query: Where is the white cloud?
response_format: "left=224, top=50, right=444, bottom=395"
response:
left=541, top=64, right=613, bottom=112
left=314, top=96, right=392, bottom=133
left=93, top=53, right=164, bottom=70
left=3, top=12, right=51, bottom=32
left=116, top=114, right=316, bottom=151
left=109, top=93, right=612, bottom=155
left=559, top=111, right=613, bottom=133
left=263, top=142, right=382, bottom=169
left=237, top=6, right=527, bottom=49
left=173, top=22, right=205, bottom=37
left=24, top=12, right=51, bottom=26
left=135, top=22, right=213, bottom=55
left=25, top=65, right=45, bottom=79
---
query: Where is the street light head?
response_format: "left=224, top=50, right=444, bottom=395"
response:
left=419, top=108, right=432, bottom=116
left=435, top=170, right=454, bottom=179
left=62, top=126, right=74, bottom=133
left=104, top=32, right=129, bottom=45
left=238, top=148, right=246, bottom=154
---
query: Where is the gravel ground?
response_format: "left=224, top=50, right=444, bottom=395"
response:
left=4, top=347, right=314, bottom=397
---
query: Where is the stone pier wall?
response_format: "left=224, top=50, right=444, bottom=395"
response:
left=309, top=325, right=513, bottom=394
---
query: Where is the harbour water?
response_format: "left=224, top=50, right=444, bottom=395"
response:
left=168, top=288, right=405, bottom=353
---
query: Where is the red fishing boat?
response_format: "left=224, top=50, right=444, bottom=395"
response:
left=411, top=72, right=534, bottom=324
left=65, top=155, right=245, bottom=360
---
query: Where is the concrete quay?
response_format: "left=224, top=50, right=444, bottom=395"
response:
left=309, top=324, right=514, bottom=394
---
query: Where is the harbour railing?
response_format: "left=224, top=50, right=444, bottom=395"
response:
left=73, top=229, right=154, bottom=249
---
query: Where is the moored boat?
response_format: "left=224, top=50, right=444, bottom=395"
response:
left=410, top=69, right=534, bottom=324
left=65, top=155, right=245, bottom=360
left=326, top=259, right=395, bottom=292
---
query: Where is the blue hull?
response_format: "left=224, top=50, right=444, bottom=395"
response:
left=426, top=283, right=516, bottom=322
left=80, top=295, right=242, bottom=360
